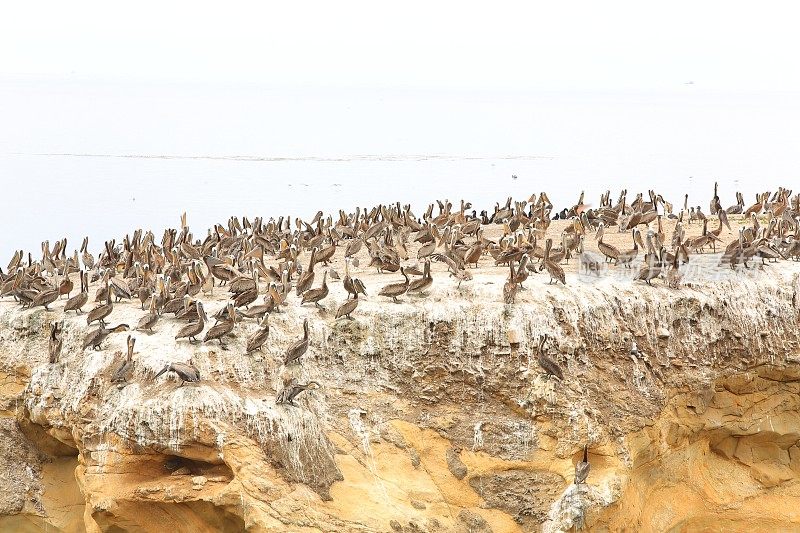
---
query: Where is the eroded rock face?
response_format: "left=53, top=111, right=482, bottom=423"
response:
left=594, top=367, right=800, bottom=532
left=0, top=418, right=44, bottom=517
left=1, top=264, right=800, bottom=532
left=470, top=470, right=563, bottom=528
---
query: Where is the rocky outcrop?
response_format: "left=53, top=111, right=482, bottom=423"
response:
left=2, top=261, right=800, bottom=531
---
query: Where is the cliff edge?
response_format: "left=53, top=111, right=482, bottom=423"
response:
left=2, top=251, right=800, bottom=532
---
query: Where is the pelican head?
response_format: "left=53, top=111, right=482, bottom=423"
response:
left=154, top=364, right=171, bottom=380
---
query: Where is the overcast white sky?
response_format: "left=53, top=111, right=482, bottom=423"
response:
left=2, top=1, right=799, bottom=91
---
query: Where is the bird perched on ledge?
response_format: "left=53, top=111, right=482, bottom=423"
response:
left=276, top=379, right=320, bottom=406
left=83, top=323, right=129, bottom=351
left=537, top=334, right=564, bottom=381
left=153, top=361, right=200, bottom=385
left=49, top=321, right=63, bottom=364
left=111, top=335, right=136, bottom=384
left=574, top=444, right=591, bottom=484
left=284, top=319, right=309, bottom=365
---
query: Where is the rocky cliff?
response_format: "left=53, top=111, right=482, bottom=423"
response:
left=2, top=257, right=800, bottom=532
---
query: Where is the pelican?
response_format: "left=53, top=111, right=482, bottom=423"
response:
left=574, top=444, right=590, bottom=484
left=153, top=361, right=200, bottom=385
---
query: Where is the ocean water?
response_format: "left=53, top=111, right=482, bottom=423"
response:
left=2, top=77, right=799, bottom=256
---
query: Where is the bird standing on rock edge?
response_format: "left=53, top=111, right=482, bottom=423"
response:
left=574, top=444, right=590, bottom=484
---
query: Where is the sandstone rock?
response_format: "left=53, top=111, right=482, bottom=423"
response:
left=457, top=509, right=492, bottom=532
left=446, top=447, right=468, bottom=480
left=411, top=499, right=426, bottom=509
left=2, top=259, right=800, bottom=531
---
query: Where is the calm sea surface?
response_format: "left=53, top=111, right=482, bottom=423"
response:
left=2, top=78, right=799, bottom=255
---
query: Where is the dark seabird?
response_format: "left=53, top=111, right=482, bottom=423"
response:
left=574, top=444, right=591, bottom=484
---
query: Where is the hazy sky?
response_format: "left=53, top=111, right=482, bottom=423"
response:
left=2, top=1, right=799, bottom=90
left=1, top=2, right=799, bottom=253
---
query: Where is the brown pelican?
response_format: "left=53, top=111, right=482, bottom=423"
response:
left=708, top=210, right=731, bottom=242
left=378, top=267, right=409, bottom=303
left=153, top=361, right=200, bottom=385
left=242, top=291, right=277, bottom=319
left=616, top=228, right=643, bottom=268
left=417, top=239, right=436, bottom=260
left=0, top=268, right=22, bottom=299
left=343, top=259, right=367, bottom=299
left=335, top=294, right=359, bottom=320
left=31, top=284, right=59, bottom=311
left=87, top=281, right=113, bottom=326
left=636, top=247, right=666, bottom=285
left=344, top=237, right=364, bottom=259
left=726, top=191, right=744, bottom=214
left=463, top=237, right=485, bottom=268
left=138, top=281, right=152, bottom=310
left=64, top=271, right=88, bottom=313
left=407, top=261, right=433, bottom=295
left=137, top=297, right=159, bottom=333
left=284, top=318, right=309, bottom=365
left=111, top=335, right=135, bottom=383
left=58, top=273, right=73, bottom=300
left=315, top=241, right=336, bottom=265
left=510, top=254, right=530, bottom=288
left=246, top=315, right=270, bottom=353
left=83, top=323, right=129, bottom=351
left=204, top=303, right=235, bottom=347
left=431, top=251, right=472, bottom=287
left=542, top=239, right=566, bottom=285
left=596, top=223, right=620, bottom=263
left=110, top=277, right=132, bottom=302
left=295, top=249, right=316, bottom=296
left=744, top=192, right=766, bottom=217
left=537, top=334, right=563, bottom=380
left=175, top=301, right=206, bottom=343
left=276, top=380, right=320, bottom=406
left=232, top=269, right=259, bottom=308
left=80, top=237, right=95, bottom=270
left=49, top=321, right=63, bottom=364
left=710, top=182, right=721, bottom=215
left=685, top=219, right=717, bottom=253
left=301, top=271, right=329, bottom=307
left=574, top=444, right=590, bottom=484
